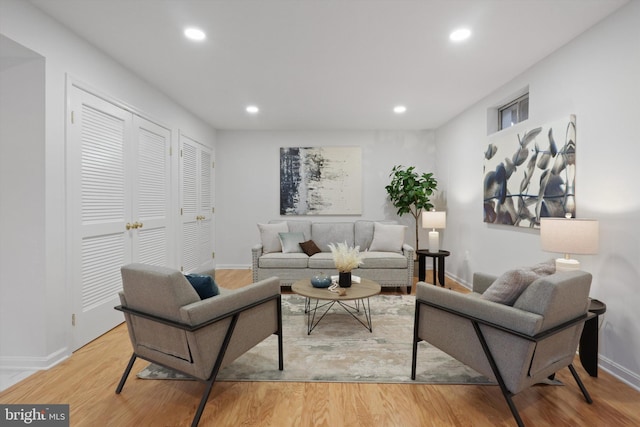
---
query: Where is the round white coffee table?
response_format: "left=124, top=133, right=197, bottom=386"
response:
left=291, top=278, right=381, bottom=334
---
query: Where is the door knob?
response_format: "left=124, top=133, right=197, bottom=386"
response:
left=126, top=223, right=132, bottom=230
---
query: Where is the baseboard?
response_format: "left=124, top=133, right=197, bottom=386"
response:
left=443, top=272, right=472, bottom=291
left=0, top=346, right=69, bottom=371
left=216, top=264, right=252, bottom=270
left=599, top=355, right=640, bottom=392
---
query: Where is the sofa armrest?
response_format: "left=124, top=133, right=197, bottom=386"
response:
left=402, top=243, right=415, bottom=255
left=180, top=276, right=280, bottom=326
left=472, top=272, right=497, bottom=294
left=416, top=282, right=543, bottom=336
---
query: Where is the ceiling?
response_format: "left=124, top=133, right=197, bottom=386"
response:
left=29, top=0, right=628, bottom=130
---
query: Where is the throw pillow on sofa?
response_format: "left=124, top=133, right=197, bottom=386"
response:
left=299, top=240, right=322, bottom=256
left=481, top=259, right=556, bottom=306
left=279, top=232, right=305, bottom=253
left=258, top=222, right=289, bottom=253
left=369, top=222, right=406, bottom=253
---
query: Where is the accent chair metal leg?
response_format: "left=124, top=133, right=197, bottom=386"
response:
left=277, top=295, right=284, bottom=371
left=568, top=363, right=593, bottom=404
left=115, top=353, right=137, bottom=394
left=411, top=301, right=421, bottom=380
left=191, top=378, right=215, bottom=427
left=472, top=322, right=525, bottom=427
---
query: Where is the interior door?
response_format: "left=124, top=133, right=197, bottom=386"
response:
left=131, top=116, right=171, bottom=266
left=180, top=134, right=214, bottom=272
left=68, top=86, right=132, bottom=350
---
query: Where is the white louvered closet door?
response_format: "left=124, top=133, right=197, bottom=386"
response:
left=69, top=87, right=133, bottom=350
left=69, top=86, right=172, bottom=350
left=131, top=116, right=170, bottom=266
left=180, top=134, right=214, bottom=273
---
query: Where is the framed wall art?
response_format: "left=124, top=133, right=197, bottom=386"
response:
left=483, top=114, right=577, bottom=228
left=280, top=146, right=362, bottom=215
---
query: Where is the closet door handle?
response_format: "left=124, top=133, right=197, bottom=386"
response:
left=135, top=222, right=143, bottom=229
left=126, top=223, right=133, bottom=230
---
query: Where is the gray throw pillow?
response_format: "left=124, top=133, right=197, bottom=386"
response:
left=481, top=260, right=555, bottom=306
left=369, top=222, right=406, bottom=253
left=279, top=232, right=305, bottom=253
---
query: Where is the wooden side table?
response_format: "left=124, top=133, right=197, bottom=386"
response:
left=579, top=298, right=606, bottom=377
left=416, top=249, right=450, bottom=287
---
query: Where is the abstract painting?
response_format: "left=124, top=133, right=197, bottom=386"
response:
left=280, top=147, right=362, bottom=215
left=483, top=115, right=577, bottom=228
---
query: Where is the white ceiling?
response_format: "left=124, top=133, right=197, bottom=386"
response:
left=29, top=0, right=628, bottom=130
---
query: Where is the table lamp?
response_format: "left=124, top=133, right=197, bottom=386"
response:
left=540, top=214, right=599, bottom=272
left=422, top=210, right=446, bottom=253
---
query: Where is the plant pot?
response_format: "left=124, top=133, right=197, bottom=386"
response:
left=338, top=271, right=352, bottom=288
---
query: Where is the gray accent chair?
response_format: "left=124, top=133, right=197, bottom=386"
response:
left=412, top=270, right=594, bottom=427
left=115, top=264, right=283, bottom=427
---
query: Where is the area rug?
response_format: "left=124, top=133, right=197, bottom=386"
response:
left=137, top=294, right=493, bottom=385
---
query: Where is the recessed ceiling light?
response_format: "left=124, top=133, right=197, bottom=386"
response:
left=393, top=105, right=407, bottom=114
left=449, top=28, right=471, bottom=42
left=246, top=105, right=259, bottom=114
left=184, top=27, right=206, bottom=41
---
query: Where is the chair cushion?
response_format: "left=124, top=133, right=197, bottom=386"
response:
left=481, top=260, right=556, bottom=306
left=258, top=222, right=288, bottom=253
left=279, top=232, right=305, bottom=253
left=369, top=222, right=406, bottom=253
left=185, top=274, right=219, bottom=299
left=299, top=240, right=322, bottom=256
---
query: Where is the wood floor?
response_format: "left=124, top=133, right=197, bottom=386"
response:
left=2, top=270, right=639, bottom=427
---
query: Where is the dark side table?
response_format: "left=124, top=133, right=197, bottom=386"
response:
left=416, top=249, right=450, bottom=287
left=579, top=298, right=606, bottom=377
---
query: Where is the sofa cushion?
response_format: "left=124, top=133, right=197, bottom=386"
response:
left=359, top=251, right=408, bottom=269
left=299, top=240, right=321, bottom=256
left=369, top=222, right=406, bottom=253
left=481, top=260, right=556, bottom=306
left=279, top=232, right=305, bottom=253
left=307, top=252, right=338, bottom=269
left=311, top=222, right=355, bottom=251
left=258, top=222, right=288, bottom=253
left=259, top=252, right=309, bottom=268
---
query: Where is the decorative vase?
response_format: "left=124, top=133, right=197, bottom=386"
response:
left=310, top=272, right=332, bottom=288
left=338, top=271, right=352, bottom=288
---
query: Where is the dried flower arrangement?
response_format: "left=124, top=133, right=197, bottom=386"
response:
left=327, top=242, right=364, bottom=272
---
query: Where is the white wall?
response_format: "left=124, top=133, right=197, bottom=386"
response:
left=0, top=0, right=216, bottom=372
left=215, top=130, right=436, bottom=268
left=0, top=37, right=46, bottom=359
left=435, top=1, right=640, bottom=389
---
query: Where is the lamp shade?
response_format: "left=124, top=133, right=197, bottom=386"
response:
left=422, top=211, right=446, bottom=229
left=540, top=217, right=599, bottom=255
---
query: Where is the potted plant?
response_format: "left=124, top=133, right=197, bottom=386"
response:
left=385, top=165, right=438, bottom=252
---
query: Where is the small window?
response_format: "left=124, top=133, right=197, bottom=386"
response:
left=498, top=94, right=529, bottom=130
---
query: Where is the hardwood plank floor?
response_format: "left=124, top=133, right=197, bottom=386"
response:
left=1, top=270, right=638, bottom=426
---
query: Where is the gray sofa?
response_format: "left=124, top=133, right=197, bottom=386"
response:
left=252, top=220, right=414, bottom=291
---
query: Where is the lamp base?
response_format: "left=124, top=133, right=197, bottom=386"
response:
left=555, top=258, right=580, bottom=272
left=428, top=231, right=440, bottom=253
